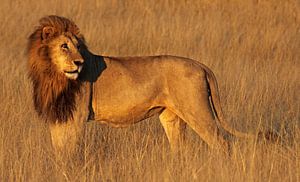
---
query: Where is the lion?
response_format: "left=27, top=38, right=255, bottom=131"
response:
left=27, top=15, right=275, bottom=155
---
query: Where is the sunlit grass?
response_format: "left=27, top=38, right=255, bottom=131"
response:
left=0, top=0, right=299, bottom=181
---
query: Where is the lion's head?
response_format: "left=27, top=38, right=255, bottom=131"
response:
left=28, top=15, right=86, bottom=80
left=27, top=15, right=87, bottom=123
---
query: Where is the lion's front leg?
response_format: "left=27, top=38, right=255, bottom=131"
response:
left=49, top=121, right=85, bottom=180
left=49, top=121, right=83, bottom=156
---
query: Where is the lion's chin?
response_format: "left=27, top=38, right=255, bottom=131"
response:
left=65, top=72, right=79, bottom=80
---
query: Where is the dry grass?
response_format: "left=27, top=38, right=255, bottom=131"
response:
left=0, top=0, right=299, bottom=181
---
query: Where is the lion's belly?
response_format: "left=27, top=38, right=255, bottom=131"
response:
left=92, top=102, right=164, bottom=127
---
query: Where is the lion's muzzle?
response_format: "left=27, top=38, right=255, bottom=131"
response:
left=64, top=59, right=84, bottom=80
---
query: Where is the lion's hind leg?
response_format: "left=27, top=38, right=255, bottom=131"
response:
left=173, top=103, right=230, bottom=154
left=159, top=109, right=187, bottom=153
left=167, top=85, right=231, bottom=154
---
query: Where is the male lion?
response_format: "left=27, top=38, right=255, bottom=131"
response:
left=27, top=15, right=271, bottom=155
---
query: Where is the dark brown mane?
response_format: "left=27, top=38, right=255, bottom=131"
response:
left=27, top=15, right=85, bottom=123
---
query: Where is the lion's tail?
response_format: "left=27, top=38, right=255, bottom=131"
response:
left=203, top=65, right=254, bottom=139
left=204, top=66, right=279, bottom=141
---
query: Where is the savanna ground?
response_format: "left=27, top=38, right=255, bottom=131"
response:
left=0, top=0, right=299, bottom=181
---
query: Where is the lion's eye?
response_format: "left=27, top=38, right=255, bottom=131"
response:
left=61, top=43, right=69, bottom=49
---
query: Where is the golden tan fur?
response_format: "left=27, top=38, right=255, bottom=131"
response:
left=28, top=15, right=274, bottom=154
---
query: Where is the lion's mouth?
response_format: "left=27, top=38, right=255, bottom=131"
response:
left=64, top=70, right=80, bottom=79
left=64, top=70, right=79, bottom=74
left=64, top=66, right=82, bottom=79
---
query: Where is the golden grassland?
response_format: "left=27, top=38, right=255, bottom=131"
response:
left=0, top=0, right=299, bottom=181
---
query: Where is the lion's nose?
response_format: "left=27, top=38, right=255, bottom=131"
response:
left=74, top=59, right=84, bottom=66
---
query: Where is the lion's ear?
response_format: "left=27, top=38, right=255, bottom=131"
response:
left=42, top=26, right=56, bottom=40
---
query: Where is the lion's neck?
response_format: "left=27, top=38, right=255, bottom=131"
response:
left=33, top=73, right=82, bottom=123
